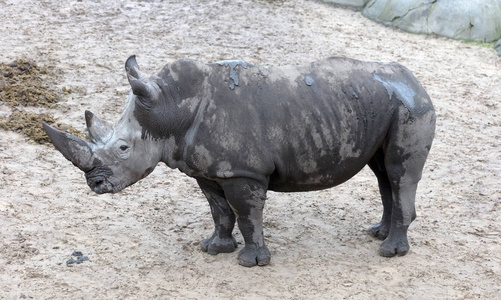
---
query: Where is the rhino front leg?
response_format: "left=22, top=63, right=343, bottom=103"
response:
left=196, top=178, right=238, bottom=255
left=221, top=178, right=270, bottom=267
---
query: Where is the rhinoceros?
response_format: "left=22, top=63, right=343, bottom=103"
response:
left=43, top=55, right=435, bottom=267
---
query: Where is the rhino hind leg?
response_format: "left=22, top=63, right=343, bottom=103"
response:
left=197, top=179, right=238, bottom=255
left=376, top=110, right=435, bottom=257
left=367, top=148, right=392, bottom=240
left=220, top=178, right=271, bottom=267
left=377, top=177, right=420, bottom=257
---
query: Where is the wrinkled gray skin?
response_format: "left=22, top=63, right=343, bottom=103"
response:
left=43, top=55, right=435, bottom=267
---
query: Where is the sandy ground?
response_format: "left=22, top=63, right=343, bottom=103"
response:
left=1, top=0, right=500, bottom=298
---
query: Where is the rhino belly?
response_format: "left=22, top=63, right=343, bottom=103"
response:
left=267, top=148, right=373, bottom=192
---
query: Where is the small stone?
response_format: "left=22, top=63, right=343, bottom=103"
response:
left=72, top=251, right=83, bottom=257
left=66, top=258, right=76, bottom=267
left=59, top=124, right=70, bottom=132
left=76, top=256, right=89, bottom=264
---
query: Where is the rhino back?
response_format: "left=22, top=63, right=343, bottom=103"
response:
left=176, top=57, right=430, bottom=191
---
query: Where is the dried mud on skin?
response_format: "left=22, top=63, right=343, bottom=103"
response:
left=0, top=59, right=83, bottom=143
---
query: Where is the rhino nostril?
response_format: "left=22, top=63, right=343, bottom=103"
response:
left=92, top=180, right=104, bottom=192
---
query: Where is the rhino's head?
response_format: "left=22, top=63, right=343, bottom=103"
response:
left=43, top=56, right=164, bottom=194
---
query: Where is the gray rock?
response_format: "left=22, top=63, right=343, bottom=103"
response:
left=323, top=0, right=371, bottom=9
left=363, top=0, right=501, bottom=43
left=495, top=39, right=501, bottom=56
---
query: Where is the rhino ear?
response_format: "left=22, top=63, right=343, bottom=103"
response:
left=42, top=122, right=95, bottom=172
left=125, top=55, right=158, bottom=107
left=127, top=74, right=153, bottom=98
left=85, top=110, right=113, bottom=144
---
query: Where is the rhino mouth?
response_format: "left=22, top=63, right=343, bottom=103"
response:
left=85, top=165, right=115, bottom=194
left=87, top=176, right=114, bottom=194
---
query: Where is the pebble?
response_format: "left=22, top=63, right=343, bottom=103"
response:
left=65, top=251, right=90, bottom=267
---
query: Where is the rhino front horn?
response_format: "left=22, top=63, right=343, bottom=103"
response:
left=42, top=122, right=95, bottom=172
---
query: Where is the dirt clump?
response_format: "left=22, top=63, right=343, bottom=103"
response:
left=0, top=109, right=84, bottom=144
left=0, top=59, right=83, bottom=143
left=0, top=59, right=59, bottom=108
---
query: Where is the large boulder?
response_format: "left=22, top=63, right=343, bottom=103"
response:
left=362, top=0, right=501, bottom=43
left=323, top=0, right=371, bottom=9
left=496, top=39, right=501, bottom=56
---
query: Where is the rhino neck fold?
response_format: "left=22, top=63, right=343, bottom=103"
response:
left=158, top=97, right=209, bottom=174
left=183, top=98, right=209, bottom=155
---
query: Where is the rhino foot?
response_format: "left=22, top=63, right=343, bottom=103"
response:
left=200, top=232, right=238, bottom=255
left=368, top=221, right=390, bottom=240
left=238, top=244, right=271, bottom=267
left=379, top=234, right=409, bottom=257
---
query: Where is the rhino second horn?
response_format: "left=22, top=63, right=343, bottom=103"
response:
left=42, top=122, right=96, bottom=172
left=85, top=110, right=113, bottom=144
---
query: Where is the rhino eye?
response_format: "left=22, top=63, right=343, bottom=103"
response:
left=119, top=145, right=129, bottom=151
